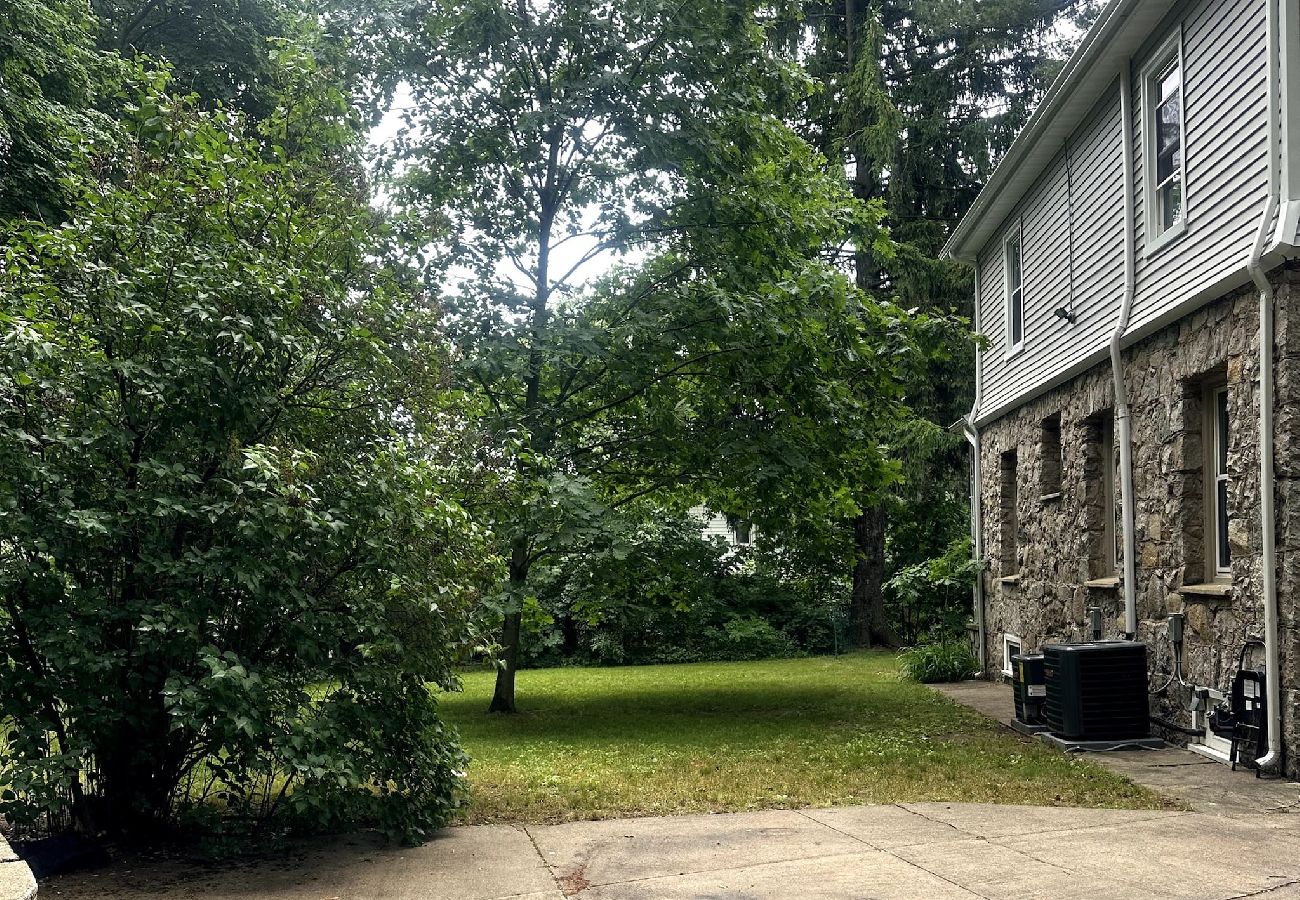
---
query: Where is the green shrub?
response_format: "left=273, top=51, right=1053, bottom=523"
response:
left=898, top=641, right=979, bottom=683
left=712, top=615, right=799, bottom=661
left=885, top=537, right=985, bottom=644
left=0, top=63, right=494, bottom=842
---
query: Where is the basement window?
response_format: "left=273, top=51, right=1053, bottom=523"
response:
left=1002, top=634, right=1023, bottom=677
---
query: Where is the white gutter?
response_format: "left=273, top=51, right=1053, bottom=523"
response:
left=961, top=262, right=986, bottom=672
left=1250, top=0, right=1283, bottom=773
left=1111, top=63, right=1139, bottom=639
left=1274, top=0, right=1298, bottom=250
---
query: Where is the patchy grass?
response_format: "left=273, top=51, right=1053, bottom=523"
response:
left=438, top=652, right=1173, bottom=824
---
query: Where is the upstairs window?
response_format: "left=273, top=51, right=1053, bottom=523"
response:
left=1004, top=223, right=1024, bottom=354
left=1144, top=34, right=1185, bottom=242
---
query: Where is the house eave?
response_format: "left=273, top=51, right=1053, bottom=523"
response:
left=942, top=0, right=1180, bottom=263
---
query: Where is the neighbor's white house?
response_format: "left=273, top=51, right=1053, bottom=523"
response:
left=945, top=0, right=1300, bottom=770
left=689, top=507, right=755, bottom=550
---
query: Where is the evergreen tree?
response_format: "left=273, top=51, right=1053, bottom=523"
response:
left=778, top=0, right=1100, bottom=644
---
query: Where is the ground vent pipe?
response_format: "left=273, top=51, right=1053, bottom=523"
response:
left=1111, top=63, right=1139, bottom=640
left=1249, top=0, right=1283, bottom=773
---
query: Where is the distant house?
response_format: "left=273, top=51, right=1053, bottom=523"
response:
left=689, top=507, right=755, bottom=550
left=945, top=0, right=1299, bottom=770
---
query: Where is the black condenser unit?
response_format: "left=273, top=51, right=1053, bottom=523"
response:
left=1011, top=653, right=1046, bottom=725
left=1043, top=641, right=1149, bottom=740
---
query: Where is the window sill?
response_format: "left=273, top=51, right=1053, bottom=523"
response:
left=1000, top=575, right=1021, bottom=586
left=1004, top=344, right=1025, bottom=362
left=1085, top=576, right=1121, bottom=590
left=1178, top=582, right=1232, bottom=600
left=1142, top=220, right=1187, bottom=259
left=1040, top=491, right=1062, bottom=503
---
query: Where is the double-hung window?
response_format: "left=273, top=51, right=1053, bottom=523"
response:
left=1144, top=34, right=1185, bottom=242
left=1004, top=223, right=1024, bottom=354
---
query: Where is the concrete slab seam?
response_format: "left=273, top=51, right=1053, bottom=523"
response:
left=875, top=844, right=992, bottom=899
left=892, top=804, right=979, bottom=837
left=520, top=824, right=570, bottom=897
left=970, top=809, right=1191, bottom=841
left=794, top=809, right=991, bottom=900
left=1225, top=877, right=1300, bottom=898
left=537, top=846, right=902, bottom=893
left=868, top=811, right=1082, bottom=883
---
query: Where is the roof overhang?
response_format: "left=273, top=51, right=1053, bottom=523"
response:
left=942, top=0, right=1180, bottom=262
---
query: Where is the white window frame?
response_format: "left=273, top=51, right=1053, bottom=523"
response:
left=1141, top=28, right=1187, bottom=253
left=1207, top=384, right=1231, bottom=581
left=1002, top=634, right=1023, bottom=677
left=1003, top=221, right=1025, bottom=357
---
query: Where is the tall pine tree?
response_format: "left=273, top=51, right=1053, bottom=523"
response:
left=778, top=0, right=1100, bottom=645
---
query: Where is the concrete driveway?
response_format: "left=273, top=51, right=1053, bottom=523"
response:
left=42, top=801, right=1300, bottom=899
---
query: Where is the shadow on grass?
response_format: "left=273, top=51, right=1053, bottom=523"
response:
left=438, top=652, right=966, bottom=745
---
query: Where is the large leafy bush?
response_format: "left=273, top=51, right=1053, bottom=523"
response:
left=0, top=53, right=494, bottom=841
left=885, top=537, right=984, bottom=645
left=519, top=508, right=848, bottom=666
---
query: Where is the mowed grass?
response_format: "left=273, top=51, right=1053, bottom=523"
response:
left=438, top=652, right=1174, bottom=824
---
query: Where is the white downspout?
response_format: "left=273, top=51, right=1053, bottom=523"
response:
left=1112, top=64, right=1140, bottom=639
left=962, top=262, right=986, bottom=672
left=1251, top=0, right=1283, bottom=772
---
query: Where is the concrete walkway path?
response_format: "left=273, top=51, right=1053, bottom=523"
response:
left=43, top=680, right=1300, bottom=899
left=933, top=680, right=1300, bottom=820
left=41, top=801, right=1300, bottom=900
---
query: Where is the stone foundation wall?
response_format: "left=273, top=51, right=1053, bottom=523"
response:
left=976, top=261, right=1300, bottom=772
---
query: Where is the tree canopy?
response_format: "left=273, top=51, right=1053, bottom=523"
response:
left=0, top=48, right=493, bottom=840
left=383, top=0, right=926, bottom=712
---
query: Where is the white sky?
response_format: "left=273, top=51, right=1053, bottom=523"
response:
left=366, top=84, right=625, bottom=295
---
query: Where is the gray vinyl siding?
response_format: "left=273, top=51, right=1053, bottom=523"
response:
left=974, top=0, right=1270, bottom=421
left=976, top=89, right=1126, bottom=417
left=1129, top=0, right=1269, bottom=333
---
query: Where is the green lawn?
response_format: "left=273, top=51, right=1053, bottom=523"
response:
left=438, top=652, right=1174, bottom=824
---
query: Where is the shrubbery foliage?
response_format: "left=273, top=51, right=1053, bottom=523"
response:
left=898, top=642, right=980, bottom=684
left=0, top=53, right=494, bottom=841
left=520, top=510, right=849, bottom=667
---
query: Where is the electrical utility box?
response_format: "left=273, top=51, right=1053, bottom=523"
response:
left=1042, top=641, right=1149, bottom=740
left=1011, top=653, right=1046, bottom=726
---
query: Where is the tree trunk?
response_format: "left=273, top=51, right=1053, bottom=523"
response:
left=488, top=539, right=531, bottom=713
left=850, top=505, right=895, bottom=647
left=843, top=0, right=895, bottom=649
